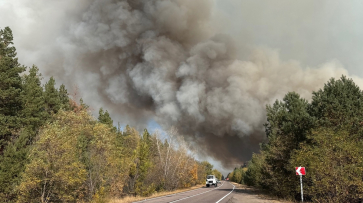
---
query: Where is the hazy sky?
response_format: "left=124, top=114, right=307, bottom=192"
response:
left=214, top=0, right=363, bottom=77
left=2, top=0, right=363, bottom=76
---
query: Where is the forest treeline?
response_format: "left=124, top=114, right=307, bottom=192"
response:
left=228, top=74, right=363, bottom=202
left=0, top=27, right=222, bottom=202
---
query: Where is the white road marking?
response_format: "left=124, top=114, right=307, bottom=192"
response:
left=169, top=182, right=225, bottom=203
left=215, top=182, right=235, bottom=203
left=133, top=187, right=205, bottom=203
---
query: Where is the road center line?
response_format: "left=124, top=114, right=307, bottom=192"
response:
left=215, top=182, right=235, bottom=203
left=169, top=182, right=225, bottom=203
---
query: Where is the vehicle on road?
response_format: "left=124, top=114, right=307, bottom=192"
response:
left=206, top=175, right=218, bottom=187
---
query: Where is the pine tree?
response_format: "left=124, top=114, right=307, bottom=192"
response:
left=310, top=75, right=363, bottom=132
left=44, top=77, right=60, bottom=116
left=0, top=131, right=29, bottom=201
left=135, top=129, right=153, bottom=196
left=98, top=108, right=117, bottom=132
left=0, top=27, right=25, bottom=148
left=0, top=26, right=26, bottom=200
left=242, top=76, right=363, bottom=200
left=243, top=153, right=265, bottom=187
left=0, top=66, right=47, bottom=201
left=79, top=98, right=89, bottom=110
left=59, top=84, right=70, bottom=111
left=21, top=65, right=47, bottom=136
left=98, top=108, right=113, bottom=126
left=261, top=92, right=315, bottom=197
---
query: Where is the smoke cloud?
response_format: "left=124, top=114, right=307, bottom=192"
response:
left=1, top=0, right=363, bottom=168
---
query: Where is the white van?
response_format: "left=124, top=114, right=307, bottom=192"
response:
left=205, top=175, right=218, bottom=187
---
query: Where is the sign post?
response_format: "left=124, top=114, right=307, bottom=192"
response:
left=295, top=167, right=306, bottom=202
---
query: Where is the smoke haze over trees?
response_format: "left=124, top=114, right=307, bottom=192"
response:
left=2, top=0, right=363, bottom=201
left=2, top=0, right=363, bottom=170
left=228, top=76, right=363, bottom=202
left=0, top=26, right=222, bottom=202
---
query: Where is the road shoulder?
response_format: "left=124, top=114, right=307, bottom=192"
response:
left=109, top=184, right=205, bottom=203
left=227, top=182, right=292, bottom=203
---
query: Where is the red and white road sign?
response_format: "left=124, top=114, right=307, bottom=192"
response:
left=296, top=167, right=306, bottom=202
left=295, top=167, right=306, bottom=175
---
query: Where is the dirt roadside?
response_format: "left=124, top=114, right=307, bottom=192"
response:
left=227, top=182, right=293, bottom=203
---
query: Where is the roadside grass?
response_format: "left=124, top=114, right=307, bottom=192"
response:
left=108, top=184, right=204, bottom=203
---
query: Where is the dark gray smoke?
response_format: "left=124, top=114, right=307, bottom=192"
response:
left=1, top=0, right=363, bottom=168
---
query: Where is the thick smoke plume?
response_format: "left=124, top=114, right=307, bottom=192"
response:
left=2, top=0, right=363, bottom=168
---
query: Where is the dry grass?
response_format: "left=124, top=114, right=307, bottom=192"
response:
left=229, top=182, right=293, bottom=203
left=108, top=184, right=204, bottom=203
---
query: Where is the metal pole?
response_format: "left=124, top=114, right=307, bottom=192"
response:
left=300, top=175, right=303, bottom=202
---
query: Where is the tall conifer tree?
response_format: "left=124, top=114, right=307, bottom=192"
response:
left=135, top=129, right=152, bottom=195
left=21, top=65, right=47, bottom=136
left=0, top=26, right=26, bottom=201
left=44, top=76, right=60, bottom=115
left=0, top=27, right=25, bottom=147
left=310, top=76, right=363, bottom=132
left=98, top=108, right=113, bottom=126
left=59, top=84, right=70, bottom=110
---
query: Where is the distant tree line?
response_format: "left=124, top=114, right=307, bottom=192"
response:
left=229, top=74, right=363, bottom=202
left=0, top=27, right=222, bottom=202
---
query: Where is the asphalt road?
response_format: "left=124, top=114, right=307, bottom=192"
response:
left=134, top=181, right=235, bottom=203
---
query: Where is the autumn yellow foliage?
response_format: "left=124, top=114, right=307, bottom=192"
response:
left=17, top=110, right=130, bottom=202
